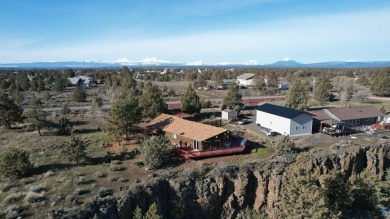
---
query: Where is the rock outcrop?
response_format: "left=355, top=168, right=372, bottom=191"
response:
left=50, top=143, right=390, bottom=219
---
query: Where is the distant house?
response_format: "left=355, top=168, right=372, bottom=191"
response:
left=310, top=105, right=385, bottom=127
left=221, top=109, right=237, bottom=121
left=68, top=76, right=94, bottom=88
left=237, top=73, right=255, bottom=87
left=256, top=103, right=313, bottom=137
left=147, top=114, right=247, bottom=159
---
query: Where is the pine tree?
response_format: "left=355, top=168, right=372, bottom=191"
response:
left=181, top=84, right=202, bottom=115
left=61, top=133, right=87, bottom=164
left=222, top=86, right=243, bottom=111
left=139, top=84, right=168, bottom=119
left=0, top=91, right=24, bottom=129
left=105, top=97, right=141, bottom=145
left=145, top=202, right=162, bottom=219
left=25, top=99, right=46, bottom=136
left=285, top=79, right=309, bottom=111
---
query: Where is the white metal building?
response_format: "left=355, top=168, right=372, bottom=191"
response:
left=256, top=103, right=313, bottom=137
left=237, top=73, right=255, bottom=87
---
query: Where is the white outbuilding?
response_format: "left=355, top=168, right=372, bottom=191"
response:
left=221, top=109, right=238, bottom=121
left=237, top=73, right=255, bottom=87
left=256, top=103, right=313, bottom=137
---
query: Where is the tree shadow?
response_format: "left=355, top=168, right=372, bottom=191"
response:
left=88, top=150, right=138, bottom=165
left=31, top=163, right=75, bottom=176
left=71, top=120, right=89, bottom=126
left=73, top=128, right=100, bottom=135
left=243, top=140, right=266, bottom=154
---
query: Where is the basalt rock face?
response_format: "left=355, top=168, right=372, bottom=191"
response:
left=58, top=143, right=390, bottom=219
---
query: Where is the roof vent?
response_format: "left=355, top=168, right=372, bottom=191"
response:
left=180, top=132, right=185, bottom=135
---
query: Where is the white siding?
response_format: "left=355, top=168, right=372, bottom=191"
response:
left=222, top=111, right=237, bottom=120
left=289, top=113, right=313, bottom=137
left=256, top=110, right=291, bottom=135
left=238, top=79, right=254, bottom=86
left=256, top=110, right=313, bottom=137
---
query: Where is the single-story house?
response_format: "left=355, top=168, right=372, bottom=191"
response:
left=221, top=109, right=237, bottom=121
left=256, top=103, right=313, bottom=137
left=310, top=105, right=385, bottom=128
left=68, top=76, right=94, bottom=88
left=147, top=114, right=247, bottom=158
left=237, top=73, right=255, bottom=87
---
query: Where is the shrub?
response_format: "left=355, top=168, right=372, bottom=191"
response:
left=1, top=182, right=15, bottom=192
left=29, top=185, right=46, bottom=193
left=274, top=136, right=296, bottom=155
left=44, top=170, right=55, bottom=178
left=93, top=171, right=106, bottom=178
left=72, top=87, right=87, bottom=102
left=139, top=136, right=174, bottom=170
left=98, top=187, right=112, bottom=197
left=73, top=188, right=90, bottom=196
left=118, top=177, right=128, bottom=182
left=57, top=117, right=73, bottom=135
left=50, top=194, right=64, bottom=205
left=109, top=163, right=125, bottom=171
left=73, top=176, right=92, bottom=185
left=24, top=192, right=47, bottom=204
left=5, top=205, right=22, bottom=219
left=4, top=193, right=25, bottom=204
left=0, top=147, right=32, bottom=178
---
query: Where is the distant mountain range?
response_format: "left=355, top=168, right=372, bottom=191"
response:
left=1, top=58, right=390, bottom=69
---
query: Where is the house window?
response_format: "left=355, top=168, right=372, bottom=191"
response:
left=172, top=133, right=177, bottom=139
left=302, top=126, right=306, bottom=130
left=296, top=127, right=300, bottom=131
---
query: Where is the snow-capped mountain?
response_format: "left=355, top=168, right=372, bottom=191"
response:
left=268, top=59, right=304, bottom=67
left=1, top=58, right=390, bottom=68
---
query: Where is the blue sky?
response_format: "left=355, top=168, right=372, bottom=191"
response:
left=1, top=0, right=390, bottom=64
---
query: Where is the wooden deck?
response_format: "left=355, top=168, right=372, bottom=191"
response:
left=175, top=145, right=246, bottom=159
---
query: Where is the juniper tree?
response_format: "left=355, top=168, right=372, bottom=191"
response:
left=139, top=136, right=173, bottom=170
left=57, top=117, right=73, bottom=135
left=62, top=133, right=88, bottom=164
left=133, top=206, right=143, bottom=219
left=181, top=84, right=201, bottom=115
left=0, top=147, right=32, bottom=178
left=139, top=84, right=168, bottom=119
left=72, top=87, right=87, bottom=102
left=0, top=91, right=23, bottom=129
left=371, top=67, right=390, bottom=97
left=285, top=79, right=309, bottom=111
left=25, top=99, right=46, bottom=136
left=145, top=202, right=162, bottom=219
left=222, top=86, right=243, bottom=112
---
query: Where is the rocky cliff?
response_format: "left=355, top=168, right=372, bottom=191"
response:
left=51, top=143, right=390, bottom=219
